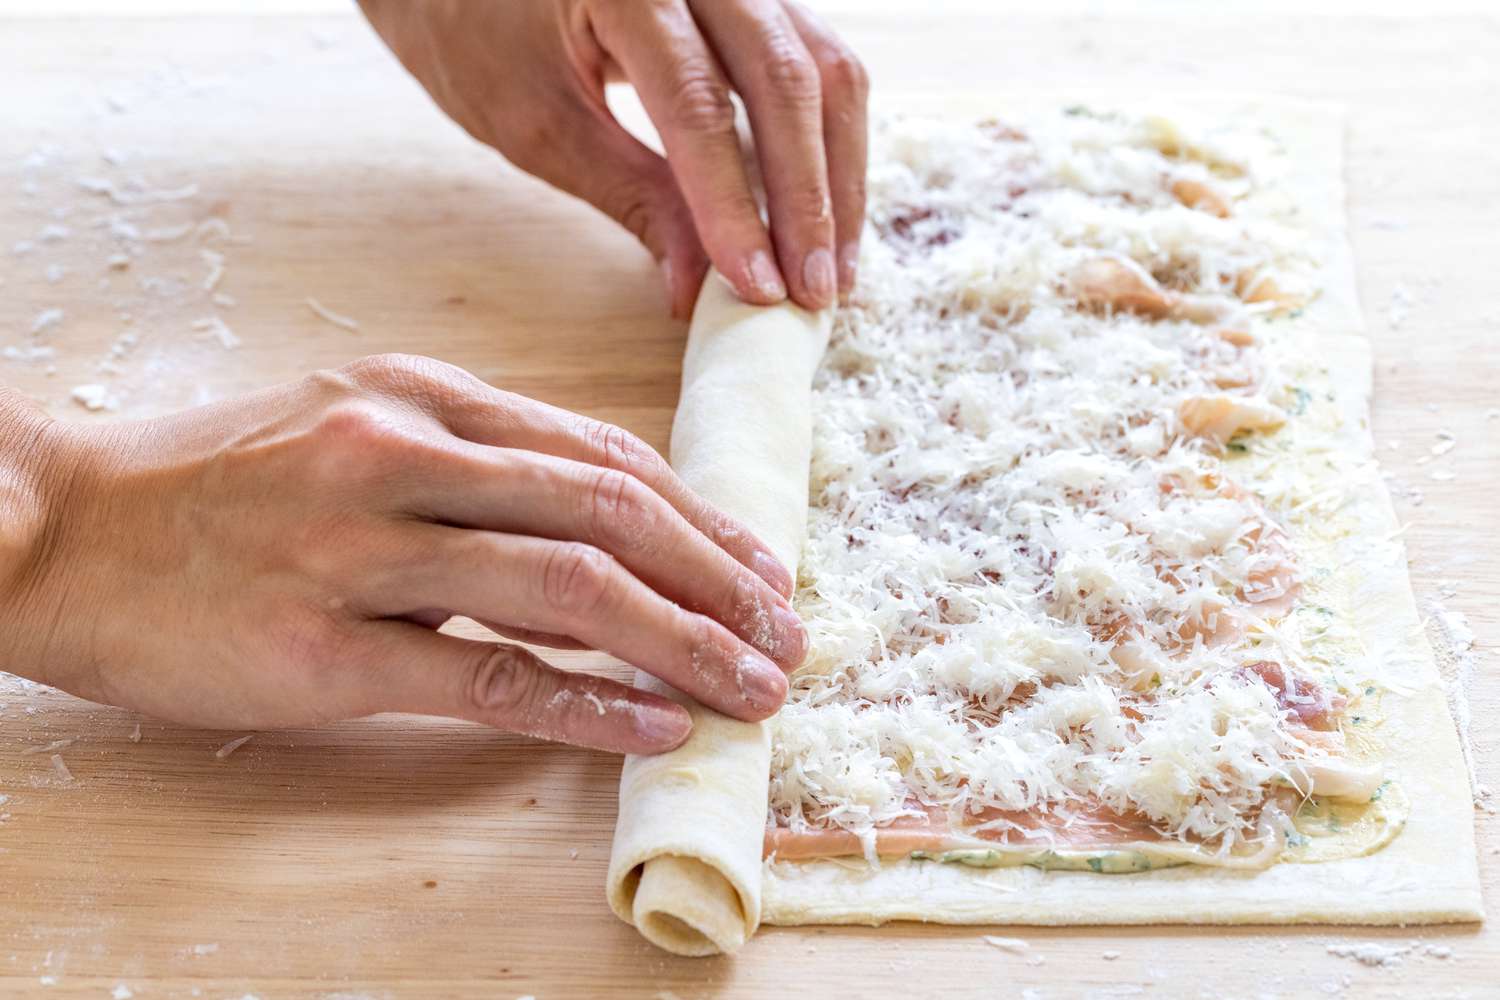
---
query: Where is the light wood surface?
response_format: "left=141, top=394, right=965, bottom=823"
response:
left=1, top=10, right=1496, bottom=999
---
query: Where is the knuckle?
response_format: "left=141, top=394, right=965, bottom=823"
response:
left=344, top=352, right=463, bottom=399
left=343, top=352, right=424, bottom=384
left=759, top=39, right=821, bottom=103
left=687, top=611, right=722, bottom=666
left=788, top=182, right=834, bottom=222
left=819, top=45, right=869, bottom=100
left=585, top=468, right=658, bottom=554
left=303, top=400, right=431, bottom=489
left=728, top=564, right=759, bottom=615
left=598, top=176, right=658, bottom=244
left=465, top=646, right=540, bottom=718
left=312, top=399, right=401, bottom=453
left=541, top=542, right=617, bottom=618
left=667, top=72, right=737, bottom=136
left=267, top=602, right=350, bottom=672
left=582, top=419, right=663, bottom=478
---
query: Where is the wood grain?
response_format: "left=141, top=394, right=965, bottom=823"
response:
left=0, top=9, right=1495, bottom=999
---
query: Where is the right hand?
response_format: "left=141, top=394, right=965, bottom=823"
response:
left=358, top=0, right=870, bottom=317
left=0, top=354, right=805, bottom=754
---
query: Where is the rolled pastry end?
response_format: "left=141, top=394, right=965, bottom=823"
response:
left=628, top=855, right=751, bottom=956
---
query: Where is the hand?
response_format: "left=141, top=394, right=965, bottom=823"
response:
left=358, top=0, right=869, bottom=317
left=0, top=356, right=805, bottom=754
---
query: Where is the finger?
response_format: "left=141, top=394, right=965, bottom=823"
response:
left=590, top=0, right=788, bottom=305
left=689, top=0, right=834, bottom=310
left=784, top=1, right=869, bottom=299
left=359, top=623, right=693, bottom=754
left=330, top=356, right=797, bottom=599
left=498, top=90, right=709, bottom=320
left=523, top=410, right=795, bottom=597
left=395, top=445, right=805, bottom=668
left=370, top=529, right=789, bottom=722
left=429, top=389, right=796, bottom=599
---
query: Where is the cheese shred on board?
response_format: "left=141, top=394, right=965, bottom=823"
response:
left=765, top=108, right=1401, bottom=873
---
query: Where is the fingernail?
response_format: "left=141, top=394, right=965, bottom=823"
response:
left=838, top=241, right=860, bottom=297
left=802, top=247, right=836, bottom=307
left=735, top=652, right=787, bottom=711
left=772, top=603, right=808, bottom=668
left=633, top=703, right=692, bottom=750
left=751, top=549, right=794, bottom=597
left=747, top=250, right=787, bottom=302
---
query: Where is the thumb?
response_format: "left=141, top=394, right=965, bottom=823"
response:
left=514, top=95, right=709, bottom=319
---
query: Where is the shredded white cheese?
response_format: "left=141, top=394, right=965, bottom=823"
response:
left=214, top=734, right=254, bottom=760
left=771, top=108, right=1357, bottom=863
left=306, top=297, right=360, bottom=332
left=70, top=383, right=119, bottom=412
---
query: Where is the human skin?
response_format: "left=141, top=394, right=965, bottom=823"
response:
left=0, top=356, right=806, bottom=754
left=357, top=0, right=869, bottom=317
left=0, top=1, right=870, bottom=756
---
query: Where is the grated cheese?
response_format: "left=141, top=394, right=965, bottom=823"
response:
left=770, top=108, right=1368, bottom=865
left=214, top=734, right=254, bottom=760
left=306, top=297, right=360, bottom=332
left=70, top=383, right=118, bottom=412
left=22, top=738, right=75, bottom=755
left=191, top=315, right=240, bottom=350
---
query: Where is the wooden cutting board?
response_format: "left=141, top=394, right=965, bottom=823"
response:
left=0, top=10, right=1495, bottom=998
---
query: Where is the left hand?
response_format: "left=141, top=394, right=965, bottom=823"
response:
left=358, top=0, right=869, bottom=317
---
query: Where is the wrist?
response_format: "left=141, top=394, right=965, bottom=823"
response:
left=0, top=390, right=91, bottom=682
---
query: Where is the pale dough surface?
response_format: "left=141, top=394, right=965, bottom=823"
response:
left=764, top=97, right=1480, bottom=926
left=605, top=273, right=832, bottom=955
left=607, top=99, right=1481, bottom=953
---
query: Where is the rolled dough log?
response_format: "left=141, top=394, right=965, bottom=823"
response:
left=604, top=270, right=831, bottom=956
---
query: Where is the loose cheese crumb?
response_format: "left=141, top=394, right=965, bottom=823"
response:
left=70, top=383, right=119, bottom=412
left=214, top=734, right=254, bottom=760
left=306, top=297, right=360, bottom=332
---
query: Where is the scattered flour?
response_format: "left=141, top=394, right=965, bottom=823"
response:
left=1, top=344, right=55, bottom=362
left=191, top=315, right=240, bottom=350
left=30, top=308, right=64, bottom=335
left=1325, top=939, right=1461, bottom=969
left=1426, top=601, right=1492, bottom=811
left=1386, top=284, right=1413, bottom=328
left=1325, top=941, right=1409, bottom=968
